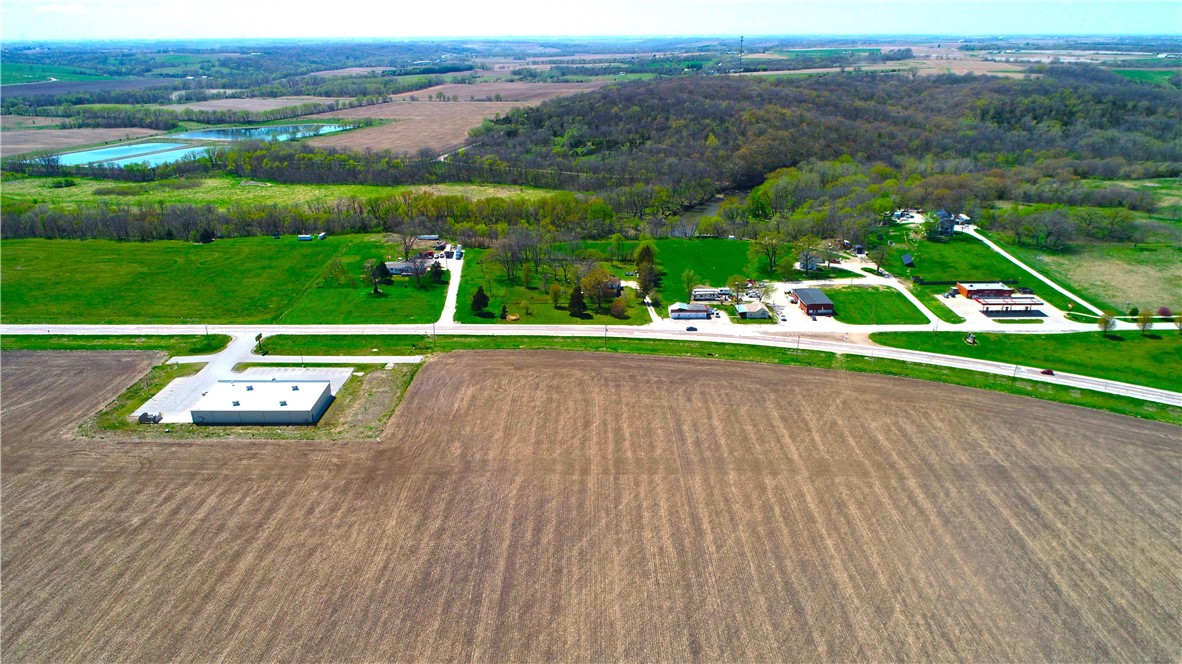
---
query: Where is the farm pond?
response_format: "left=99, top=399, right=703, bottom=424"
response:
left=173, top=124, right=345, bottom=141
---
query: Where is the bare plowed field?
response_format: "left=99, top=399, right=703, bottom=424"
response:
left=2, top=350, right=1179, bottom=662
left=307, top=101, right=524, bottom=153
left=1, top=128, right=163, bottom=157
left=165, top=96, right=345, bottom=111
left=392, top=81, right=605, bottom=102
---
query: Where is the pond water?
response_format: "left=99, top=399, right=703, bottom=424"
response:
left=57, top=142, right=189, bottom=166
left=173, top=124, right=345, bottom=141
left=102, top=146, right=212, bottom=167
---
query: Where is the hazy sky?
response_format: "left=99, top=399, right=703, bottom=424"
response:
left=2, top=0, right=1179, bottom=41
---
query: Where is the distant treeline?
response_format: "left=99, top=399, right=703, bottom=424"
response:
left=458, top=66, right=1181, bottom=209
left=1, top=158, right=1160, bottom=250
left=25, top=99, right=385, bottom=130
left=381, top=63, right=474, bottom=77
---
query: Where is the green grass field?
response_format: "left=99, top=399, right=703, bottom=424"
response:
left=455, top=248, right=647, bottom=325
left=823, top=285, right=930, bottom=325
left=1111, top=69, right=1180, bottom=86
left=0, top=175, right=555, bottom=209
left=0, top=334, right=230, bottom=355
left=650, top=238, right=760, bottom=306
left=1, top=236, right=447, bottom=324
left=259, top=334, right=1181, bottom=425
left=0, top=63, right=115, bottom=85
left=871, top=331, right=1182, bottom=392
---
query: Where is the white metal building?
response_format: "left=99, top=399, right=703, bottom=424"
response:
left=191, top=379, right=333, bottom=426
left=669, top=302, right=711, bottom=319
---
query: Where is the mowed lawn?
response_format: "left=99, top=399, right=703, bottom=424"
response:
left=455, top=248, right=647, bottom=325
left=652, top=238, right=759, bottom=305
left=1, top=236, right=447, bottom=324
left=824, top=285, right=930, bottom=325
left=870, top=331, right=1182, bottom=391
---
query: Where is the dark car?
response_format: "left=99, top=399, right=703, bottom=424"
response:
left=686, top=326, right=698, bottom=332
left=1040, top=369, right=1055, bottom=375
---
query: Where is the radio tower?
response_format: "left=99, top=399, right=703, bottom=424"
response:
left=739, top=36, right=744, bottom=72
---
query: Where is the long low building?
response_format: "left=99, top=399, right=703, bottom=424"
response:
left=669, top=302, right=711, bottom=319
left=957, top=282, right=1013, bottom=298
left=191, top=379, right=333, bottom=426
left=974, top=295, right=1044, bottom=312
left=791, top=288, right=835, bottom=316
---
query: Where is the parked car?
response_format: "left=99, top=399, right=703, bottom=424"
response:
left=1040, top=369, right=1055, bottom=376
left=686, top=326, right=698, bottom=331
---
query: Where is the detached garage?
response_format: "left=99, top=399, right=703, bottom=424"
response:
left=191, top=380, right=333, bottom=426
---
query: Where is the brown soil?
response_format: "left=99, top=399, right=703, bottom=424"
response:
left=2, top=350, right=1179, bottom=662
left=391, top=81, right=605, bottom=102
left=1, top=128, right=164, bottom=157
left=306, top=101, right=525, bottom=153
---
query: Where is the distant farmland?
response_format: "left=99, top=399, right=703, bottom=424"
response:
left=163, top=96, right=347, bottom=112
left=1, top=128, right=163, bottom=158
left=392, top=81, right=606, bottom=102
left=1, top=350, right=1178, bottom=661
left=307, top=100, right=524, bottom=153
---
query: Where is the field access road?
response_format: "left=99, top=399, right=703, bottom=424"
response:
left=437, top=255, right=465, bottom=324
left=4, top=322, right=1179, bottom=408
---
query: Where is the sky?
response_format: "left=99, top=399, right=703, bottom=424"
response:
left=2, top=0, right=1179, bottom=41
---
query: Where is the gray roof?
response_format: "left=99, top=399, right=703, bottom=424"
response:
left=793, top=288, right=833, bottom=307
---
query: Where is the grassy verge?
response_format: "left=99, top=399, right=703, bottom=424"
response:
left=261, top=334, right=1181, bottom=425
left=89, top=362, right=205, bottom=432
left=823, top=285, right=930, bottom=325
left=0, top=334, right=230, bottom=355
left=870, top=331, right=1181, bottom=392
left=911, top=285, right=966, bottom=324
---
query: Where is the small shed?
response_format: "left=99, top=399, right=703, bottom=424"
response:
left=901, top=253, right=915, bottom=268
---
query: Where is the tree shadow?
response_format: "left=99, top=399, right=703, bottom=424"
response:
left=474, top=311, right=495, bottom=319
left=1101, top=334, right=1125, bottom=341
left=569, top=312, right=592, bottom=320
left=1143, top=333, right=1162, bottom=340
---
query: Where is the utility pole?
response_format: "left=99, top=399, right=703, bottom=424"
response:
left=604, top=325, right=608, bottom=350
left=738, top=36, right=744, bottom=72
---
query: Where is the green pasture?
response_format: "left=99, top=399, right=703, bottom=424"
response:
left=870, top=331, right=1182, bottom=392
left=0, top=236, right=447, bottom=324
left=1111, top=69, right=1180, bottom=86
left=1, top=63, right=114, bottom=85
left=0, top=175, right=555, bottom=209
left=823, top=285, right=930, bottom=325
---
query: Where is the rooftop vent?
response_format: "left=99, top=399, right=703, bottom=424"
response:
left=291, top=385, right=299, bottom=391
left=232, top=400, right=240, bottom=407
left=279, top=400, right=287, bottom=407
left=246, top=385, right=254, bottom=391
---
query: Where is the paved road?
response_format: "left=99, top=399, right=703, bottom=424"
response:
left=437, top=256, right=465, bottom=324
left=4, top=323, right=1179, bottom=407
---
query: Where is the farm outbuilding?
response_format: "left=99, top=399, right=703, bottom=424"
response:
left=191, top=379, right=333, bottom=426
left=668, top=302, right=711, bottom=319
left=791, top=288, right=835, bottom=316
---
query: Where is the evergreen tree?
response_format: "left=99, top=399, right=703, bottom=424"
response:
left=568, top=284, right=587, bottom=317
left=471, top=285, right=489, bottom=312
